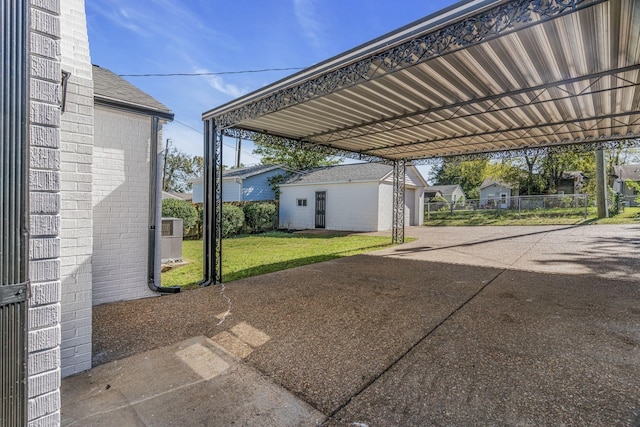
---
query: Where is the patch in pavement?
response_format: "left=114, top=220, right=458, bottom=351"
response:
left=62, top=336, right=325, bottom=426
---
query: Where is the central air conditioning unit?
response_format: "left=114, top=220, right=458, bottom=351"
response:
left=161, top=217, right=183, bottom=263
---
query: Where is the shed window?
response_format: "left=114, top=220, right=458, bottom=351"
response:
left=297, top=199, right=307, bottom=207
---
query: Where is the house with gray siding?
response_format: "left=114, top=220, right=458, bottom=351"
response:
left=479, top=178, right=516, bottom=209
left=192, top=164, right=288, bottom=203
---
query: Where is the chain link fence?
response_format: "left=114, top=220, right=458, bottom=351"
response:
left=425, top=194, right=589, bottom=221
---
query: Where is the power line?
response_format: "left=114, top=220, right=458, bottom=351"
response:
left=119, top=67, right=305, bottom=77
left=171, top=120, right=263, bottom=163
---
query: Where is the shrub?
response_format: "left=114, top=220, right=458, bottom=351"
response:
left=431, top=195, right=450, bottom=211
left=162, top=199, right=198, bottom=231
left=243, top=202, right=277, bottom=232
left=222, top=204, right=244, bottom=237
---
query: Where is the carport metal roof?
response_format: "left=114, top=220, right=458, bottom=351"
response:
left=203, top=0, right=640, bottom=161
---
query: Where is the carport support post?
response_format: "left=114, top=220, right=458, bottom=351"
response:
left=200, top=119, right=223, bottom=286
left=595, top=147, right=609, bottom=218
left=392, top=159, right=406, bottom=244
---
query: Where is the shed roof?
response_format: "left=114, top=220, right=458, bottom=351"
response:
left=427, top=184, right=462, bottom=195
left=480, top=178, right=512, bottom=189
left=283, top=163, right=393, bottom=185
left=93, top=65, right=173, bottom=120
left=203, top=0, right=640, bottom=161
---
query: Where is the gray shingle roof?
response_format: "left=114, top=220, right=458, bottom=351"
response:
left=612, top=165, right=640, bottom=181
left=222, top=164, right=286, bottom=179
left=427, top=184, right=460, bottom=195
left=283, top=163, right=392, bottom=185
left=92, top=65, right=173, bottom=118
left=480, top=178, right=512, bottom=189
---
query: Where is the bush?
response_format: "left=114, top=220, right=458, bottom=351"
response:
left=162, top=199, right=198, bottom=231
left=243, top=202, right=277, bottom=232
left=431, top=195, right=450, bottom=211
left=222, top=204, right=244, bottom=237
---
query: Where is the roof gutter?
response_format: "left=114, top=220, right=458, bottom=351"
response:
left=96, top=97, right=174, bottom=121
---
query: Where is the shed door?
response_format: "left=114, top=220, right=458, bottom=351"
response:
left=315, top=191, right=326, bottom=228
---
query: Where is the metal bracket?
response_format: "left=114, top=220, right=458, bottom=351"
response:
left=0, top=281, right=29, bottom=306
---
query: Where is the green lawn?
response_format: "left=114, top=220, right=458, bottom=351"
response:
left=162, top=231, right=395, bottom=288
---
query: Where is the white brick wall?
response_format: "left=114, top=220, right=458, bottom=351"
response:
left=58, top=0, right=94, bottom=378
left=92, top=107, right=158, bottom=305
left=29, top=0, right=62, bottom=424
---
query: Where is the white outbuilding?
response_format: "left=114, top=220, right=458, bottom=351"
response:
left=279, top=163, right=426, bottom=232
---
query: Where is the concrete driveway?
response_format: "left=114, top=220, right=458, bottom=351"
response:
left=62, top=225, right=640, bottom=426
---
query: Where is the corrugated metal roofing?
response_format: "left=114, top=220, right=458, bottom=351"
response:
left=203, top=0, right=640, bottom=161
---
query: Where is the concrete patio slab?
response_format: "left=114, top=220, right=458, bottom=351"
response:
left=62, top=225, right=640, bottom=426
left=61, top=336, right=325, bottom=426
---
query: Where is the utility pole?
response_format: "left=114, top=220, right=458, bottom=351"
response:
left=236, top=135, right=242, bottom=168
left=595, top=147, right=609, bottom=218
left=162, top=138, right=171, bottom=191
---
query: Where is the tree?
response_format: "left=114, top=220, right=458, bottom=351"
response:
left=430, top=158, right=489, bottom=199
left=252, top=134, right=342, bottom=170
left=162, top=140, right=203, bottom=192
left=161, top=199, right=199, bottom=232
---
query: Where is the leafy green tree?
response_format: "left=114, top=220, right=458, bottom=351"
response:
left=430, top=158, right=489, bottom=199
left=162, top=140, right=203, bottom=192
left=252, top=134, right=342, bottom=170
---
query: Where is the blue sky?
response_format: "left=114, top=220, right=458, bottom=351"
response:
left=86, top=0, right=460, bottom=167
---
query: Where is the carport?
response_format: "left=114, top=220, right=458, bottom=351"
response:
left=201, top=0, right=640, bottom=284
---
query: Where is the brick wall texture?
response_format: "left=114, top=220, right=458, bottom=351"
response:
left=92, top=107, right=157, bottom=305
left=58, top=0, right=94, bottom=379
left=28, top=0, right=63, bottom=424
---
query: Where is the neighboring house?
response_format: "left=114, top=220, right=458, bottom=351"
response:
left=192, top=164, right=288, bottom=203
left=424, top=189, right=443, bottom=201
left=426, top=184, right=466, bottom=204
left=279, top=163, right=426, bottom=232
left=612, top=165, right=640, bottom=206
left=479, top=178, right=516, bottom=208
left=557, top=171, right=586, bottom=194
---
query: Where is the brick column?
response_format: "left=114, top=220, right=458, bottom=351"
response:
left=28, top=0, right=63, bottom=424
left=58, top=0, right=94, bottom=377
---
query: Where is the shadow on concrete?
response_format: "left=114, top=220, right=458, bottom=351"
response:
left=392, top=224, right=584, bottom=254
left=85, top=251, right=640, bottom=426
left=533, top=233, right=640, bottom=279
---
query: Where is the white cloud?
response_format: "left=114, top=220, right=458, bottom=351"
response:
left=294, top=0, right=322, bottom=48
left=199, top=71, right=247, bottom=98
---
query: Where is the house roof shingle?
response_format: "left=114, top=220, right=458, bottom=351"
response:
left=612, top=165, right=640, bottom=181
left=92, top=65, right=173, bottom=119
left=426, top=185, right=461, bottom=195
left=222, top=164, right=287, bottom=179
left=283, top=163, right=393, bottom=185
left=480, top=178, right=512, bottom=190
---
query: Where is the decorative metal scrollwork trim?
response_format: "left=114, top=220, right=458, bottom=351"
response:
left=213, top=0, right=591, bottom=128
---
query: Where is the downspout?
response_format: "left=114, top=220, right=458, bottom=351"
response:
left=148, top=116, right=180, bottom=293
